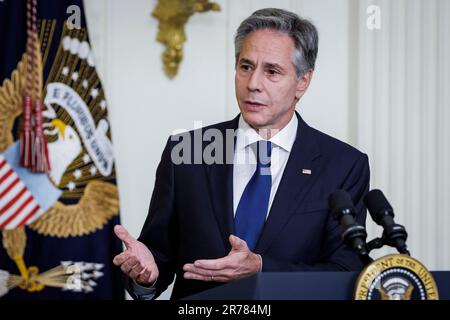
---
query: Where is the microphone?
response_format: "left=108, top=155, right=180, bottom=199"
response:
left=364, top=189, right=410, bottom=255
left=329, top=190, right=368, bottom=256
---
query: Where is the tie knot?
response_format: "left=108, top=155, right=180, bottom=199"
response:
left=256, top=140, right=272, bottom=167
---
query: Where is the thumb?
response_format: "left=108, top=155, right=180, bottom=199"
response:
left=229, top=235, right=248, bottom=251
left=114, top=225, right=136, bottom=249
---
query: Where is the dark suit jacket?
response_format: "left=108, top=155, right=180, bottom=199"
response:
left=135, top=113, right=370, bottom=299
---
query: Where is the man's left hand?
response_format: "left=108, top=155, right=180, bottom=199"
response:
left=183, top=235, right=261, bottom=283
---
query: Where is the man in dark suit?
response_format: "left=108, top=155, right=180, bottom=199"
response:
left=113, top=8, right=370, bottom=300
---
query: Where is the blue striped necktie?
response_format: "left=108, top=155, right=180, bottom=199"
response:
left=234, top=140, right=272, bottom=251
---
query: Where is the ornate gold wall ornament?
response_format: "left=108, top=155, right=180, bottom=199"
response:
left=152, top=0, right=221, bottom=79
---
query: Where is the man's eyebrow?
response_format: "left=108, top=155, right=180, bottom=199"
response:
left=239, top=59, right=286, bottom=71
left=238, top=58, right=255, bottom=66
left=264, top=62, right=285, bottom=72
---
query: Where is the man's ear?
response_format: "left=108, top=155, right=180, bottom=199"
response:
left=295, top=69, right=314, bottom=100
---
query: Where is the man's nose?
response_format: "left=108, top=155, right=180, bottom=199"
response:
left=247, top=70, right=263, bottom=92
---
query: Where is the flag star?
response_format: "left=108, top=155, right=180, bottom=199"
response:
left=62, top=67, right=69, bottom=76
left=90, top=88, right=99, bottom=99
left=89, top=166, right=97, bottom=176
left=82, top=154, right=91, bottom=164
left=67, top=181, right=76, bottom=190
left=73, top=169, right=82, bottom=179
left=82, top=79, right=89, bottom=88
left=71, top=72, right=79, bottom=81
left=99, top=100, right=107, bottom=110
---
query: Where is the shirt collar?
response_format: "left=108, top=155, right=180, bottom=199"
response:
left=235, top=113, right=298, bottom=152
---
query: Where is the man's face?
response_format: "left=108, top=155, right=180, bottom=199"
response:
left=235, top=29, right=312, bottom=131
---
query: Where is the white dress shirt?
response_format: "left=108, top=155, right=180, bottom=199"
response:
left=233, top=113, right=298, bottom=218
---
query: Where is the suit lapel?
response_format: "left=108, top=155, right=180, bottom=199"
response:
left=255, top=113, right=322, bottom=254
left=204, top=116, right=239, bottom=250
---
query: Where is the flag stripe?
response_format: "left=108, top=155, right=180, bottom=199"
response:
left=0, top=177, right=20, bottom=199
left=0, top=171, right=17, bottom=195
left=16, top=204, right=41, bottom=228
left=0, top=186, right=29, bottom=226
left=0, top=186, right=27, bottom=215
left=0, top=159, right=11, bottom=177
left=0, top=195, right=33, bottom=228
left=0, top=168, right=14, bottom=185
left=0, top=155, right=47, bottom=229
left=2, top=196, right=41, bottom=229
left=0, top=178, right=27, bottom=213
left=0, top=184, right=37, bottom=227
left=0, top=158, right=7, bottom=171
left=7, top=197, right=40, bottom=229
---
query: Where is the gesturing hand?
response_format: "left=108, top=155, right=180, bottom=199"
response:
left=112, top=225, right=159, bottom=286
left=183, top=235, right=261, bottom=282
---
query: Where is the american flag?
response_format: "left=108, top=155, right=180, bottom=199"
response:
left=0, top=155, right=45, bottom=229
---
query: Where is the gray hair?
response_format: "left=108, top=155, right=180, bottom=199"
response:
left=234, top=8, right=319, bottom=78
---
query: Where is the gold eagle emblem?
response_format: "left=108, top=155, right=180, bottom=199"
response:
left=1, top=21, right=119, bottom=295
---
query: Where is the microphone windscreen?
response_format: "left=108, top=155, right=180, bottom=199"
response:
left=364, top=189, right=394, bottom=223
left=329, top=190, right=354, bottom=219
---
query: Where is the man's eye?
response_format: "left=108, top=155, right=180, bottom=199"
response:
left=240, top=64, right=251, bottom=71
left=267, top=69, right=279, bottom=75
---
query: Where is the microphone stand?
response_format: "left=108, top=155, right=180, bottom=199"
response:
left=366, top=236, right=411, bottom=256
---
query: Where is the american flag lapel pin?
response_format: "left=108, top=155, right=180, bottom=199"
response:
left=302, top=169, right=312, bottom=175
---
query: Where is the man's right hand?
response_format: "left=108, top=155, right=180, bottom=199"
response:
left=113, top=225, right=159, bottom=286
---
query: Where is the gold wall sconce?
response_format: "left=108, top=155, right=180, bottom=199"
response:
left=152, top=0, right=221, bottom=79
